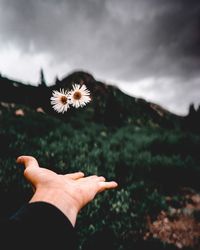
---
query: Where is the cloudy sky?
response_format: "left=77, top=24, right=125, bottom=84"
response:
left=0, top=0, right=200, bottom=115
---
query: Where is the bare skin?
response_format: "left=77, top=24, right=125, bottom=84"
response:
left=17, top=156, right=118, bottom=226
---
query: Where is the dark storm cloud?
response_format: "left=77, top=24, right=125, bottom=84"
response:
left=0, top=0, right=200, bottom=114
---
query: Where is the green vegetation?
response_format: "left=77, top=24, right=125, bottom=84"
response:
left=0, top=103, right=200, bottom=250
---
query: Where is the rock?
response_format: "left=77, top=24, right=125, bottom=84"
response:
left=36, top=107, right=45, bottom=113
left=15, top=109, right=25, bottom=116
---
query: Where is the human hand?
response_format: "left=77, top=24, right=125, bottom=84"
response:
left=17, top=155, right=118, bottom=226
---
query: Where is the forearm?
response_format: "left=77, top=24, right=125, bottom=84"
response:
left=6, top=202, right=78, bottom=250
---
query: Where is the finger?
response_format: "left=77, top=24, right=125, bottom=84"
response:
left=64, top=172, right=85, bottom=180
left=82, top=175, right=98, bottom=180
left=79, top=175, right=106, bottom=183
left=98, top=181, right=118, bottom=193
left=98, top=176, right=106, bottom=182
left=16, top=156, right=40, bottom=169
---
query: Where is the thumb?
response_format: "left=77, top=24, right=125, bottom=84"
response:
left=16, top=156, right=40, bottom=169
left=17, top=156, right=40, bottom=188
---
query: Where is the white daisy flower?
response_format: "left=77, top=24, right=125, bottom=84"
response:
left=69, top=84, right=91, bottom=108
left=50, top=89, right=70, bottom=113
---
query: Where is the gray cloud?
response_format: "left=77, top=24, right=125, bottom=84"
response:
left=0, top=0, right=200, bottom=114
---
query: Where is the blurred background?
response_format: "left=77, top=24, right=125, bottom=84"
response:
left=0, top=0, right=200, bottom=249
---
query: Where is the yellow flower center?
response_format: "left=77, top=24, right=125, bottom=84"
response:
left=73, top=91, right=82, bottom=100
left=60, top=95, right=67, bottom=104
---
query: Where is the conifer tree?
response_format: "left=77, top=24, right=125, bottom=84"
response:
left=55, top=75, right=60, bottom=85
left=39, top=68, right=47, bottom=87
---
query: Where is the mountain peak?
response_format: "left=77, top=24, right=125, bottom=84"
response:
left=60, top=71, right=95, bottom=86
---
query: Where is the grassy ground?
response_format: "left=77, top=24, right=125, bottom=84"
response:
left=0, top=102, right=200, bottom=249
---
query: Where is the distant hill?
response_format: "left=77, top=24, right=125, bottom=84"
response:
left=0, top=71, right=196, bottom=129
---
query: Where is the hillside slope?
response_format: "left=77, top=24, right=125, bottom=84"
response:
left=0, top=71, right=180, bottom=128
left=0, top=101, right=200, bottom=250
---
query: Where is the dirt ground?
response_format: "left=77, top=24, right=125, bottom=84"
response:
left=145, top=189, right=200, bottom=249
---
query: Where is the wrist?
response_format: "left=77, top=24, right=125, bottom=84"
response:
left=29, top=187, right=78, bottom=227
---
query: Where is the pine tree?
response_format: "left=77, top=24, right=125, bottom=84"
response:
left=39, top=68, right=47, bottom=87
left=55, top=75, right=60, bottom=85
left=188, top=103, right=196, bottom=116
